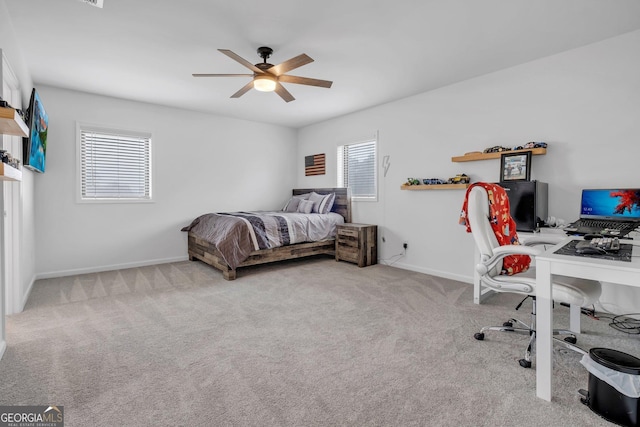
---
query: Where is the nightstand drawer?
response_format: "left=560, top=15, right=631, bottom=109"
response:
left=337, top=227, right=359, bottom=238
left=337, top=234, right=360, bottom=248
left=337, top=246, right=360, bottom=263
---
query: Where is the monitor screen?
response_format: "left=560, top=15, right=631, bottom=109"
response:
left=580, top=189, right=640, bottom=219
left=23, top=88, right=48, bottom=173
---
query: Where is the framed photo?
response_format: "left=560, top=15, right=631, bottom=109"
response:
left=500, top=151, right=531, bottom=182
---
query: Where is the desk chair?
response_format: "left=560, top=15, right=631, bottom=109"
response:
left=466, top=185, right=601, bottom=368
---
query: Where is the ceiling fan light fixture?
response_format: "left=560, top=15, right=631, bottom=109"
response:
left=193, top=47, right=332, bottom=102
left=253, top=74, right=276, bottom=92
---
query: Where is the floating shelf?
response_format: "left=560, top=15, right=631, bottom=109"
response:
left=401, top=183, right=470, bottom=191
left=0, top=107, right=29, bottom=138
left=0, top=163, right=22, bottom=182
left=451, top=147, right=546, bottom=162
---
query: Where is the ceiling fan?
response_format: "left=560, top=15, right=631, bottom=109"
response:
left=192, top=47, right=333, bottom=102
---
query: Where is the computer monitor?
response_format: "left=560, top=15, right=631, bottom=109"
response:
left=580, top=189, right=640, bottom=220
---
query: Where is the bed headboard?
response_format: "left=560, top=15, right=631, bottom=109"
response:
left=293, top=187, right=352, bottom=223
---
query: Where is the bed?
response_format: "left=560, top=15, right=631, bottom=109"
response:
left=183, top=187, right=351, bottom=280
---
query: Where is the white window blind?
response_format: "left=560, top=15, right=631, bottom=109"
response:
left=337, top=140, right=377, bottom=201
left=79, top=126, right=152, bottom=201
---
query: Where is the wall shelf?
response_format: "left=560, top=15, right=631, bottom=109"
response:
left=0, top=163, right=22, bottom=182
left=401, top=183, right=470, bottom=191
left=451, top=147, right=546, bottom=162
left=0, top=107, right=29, bottom=138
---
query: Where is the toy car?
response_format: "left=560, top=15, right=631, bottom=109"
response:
left=405, top=178, right=421, bottom=186
left=483, top=146, right=511, bottom=153
left=423, top=178, right=446, bottom=185
left=448, top=174, right=470, bottom=184
left=533, top=142, right=548, bottom=148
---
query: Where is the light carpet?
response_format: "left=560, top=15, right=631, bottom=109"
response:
left=1, top=257, right=638, bottom=426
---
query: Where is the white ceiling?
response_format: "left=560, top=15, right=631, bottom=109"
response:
left=5, top=0, right=640, bottom=128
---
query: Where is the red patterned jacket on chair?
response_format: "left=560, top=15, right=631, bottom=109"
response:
left=459, top=182, right=531, bottom=275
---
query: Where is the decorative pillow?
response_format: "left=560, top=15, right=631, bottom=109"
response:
left=297, top=199, right=314, bottom=214
left=283, top=197, right=302, bottom=212
left=307, top=192, right=325, bottom=213
left=282, top=193, right=311, bottom=212
left=317, top=192, right=336, bottom=214
left=307, top=192, right=336, bottom=214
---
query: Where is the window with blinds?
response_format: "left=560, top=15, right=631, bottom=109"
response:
left=337, top=139, right=377, bottom=201
left=79, top=125, right=152, bottom=201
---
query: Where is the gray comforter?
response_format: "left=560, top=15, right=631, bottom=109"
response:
left=182, top=211, right=344, bottom=269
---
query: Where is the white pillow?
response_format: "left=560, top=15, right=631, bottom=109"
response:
left=317, top=193, right=335, bottom=214
left=297, top=199, right=314, bottom=214
left=282, top=193, right=311, bottom=212
left=307, top=192, right=323, bottom=212
left=283, top=197, right=302, bottom=212
left=307, top=192, right=336, bottom=214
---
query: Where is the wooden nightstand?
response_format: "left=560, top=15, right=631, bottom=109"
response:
left=335, top=223, right=377, bottom=267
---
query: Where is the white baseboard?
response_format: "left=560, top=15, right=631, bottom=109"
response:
left=19, top=275, right=37, bottom=313
left=386, top=261, right=474, bottom=285
left=35, top=256, right=190, bottom=280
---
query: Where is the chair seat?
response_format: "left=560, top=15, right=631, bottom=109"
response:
left=487, top=266, right=601, bottom=307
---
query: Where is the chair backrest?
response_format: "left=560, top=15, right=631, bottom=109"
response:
left=467, top=186, right=503, bottom=277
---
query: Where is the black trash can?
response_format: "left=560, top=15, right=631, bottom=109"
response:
left=580, top=348, right=640, bottom=427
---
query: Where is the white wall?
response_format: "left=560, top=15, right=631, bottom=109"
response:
left=34, top=86, right=297, bottom=277
left=297, top=30, right=640, bottom=314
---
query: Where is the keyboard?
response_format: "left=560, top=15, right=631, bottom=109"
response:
left=565, top=220, right=639, bottom=237
left=575, top=237, right=621, bottom=254
left=570, top=219, right=629, bottom=230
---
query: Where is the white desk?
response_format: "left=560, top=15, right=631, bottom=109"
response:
left=535, top=237, right=640, bottom=401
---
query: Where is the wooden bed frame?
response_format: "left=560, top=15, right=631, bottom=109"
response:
left=187, top=187, right=352, bottom=280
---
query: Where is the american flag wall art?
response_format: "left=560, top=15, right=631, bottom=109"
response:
left=305, top=153, right=325, bottom=176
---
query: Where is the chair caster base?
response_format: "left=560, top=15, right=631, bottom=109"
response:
left=519, top=359, right=532, bottom=368
left=474, top=332, right=485, bottom=341
left=564, top=336, right=577, bottom=344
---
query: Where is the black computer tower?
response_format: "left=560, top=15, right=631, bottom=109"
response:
left=497, top=181, right=548, bottom=232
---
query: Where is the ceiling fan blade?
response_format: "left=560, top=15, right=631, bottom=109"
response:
left=230, top=81, right=255, bottom=99
left=278, top=75, right=333, bottom=88
left=274, top=82, right=295, bottom=103
left=218, top=49, right=264, bottom=74
left=192, top=73, right=253, bottom=77
left=268, top=54, right=313, bottom=76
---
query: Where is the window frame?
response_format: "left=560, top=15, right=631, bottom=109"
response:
left=76, top=122, right=153, bottom=204
left=337, top=138, right=378, bottom=202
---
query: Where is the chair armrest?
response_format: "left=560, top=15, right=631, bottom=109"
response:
left=521, top=235, right=564, bottom=247
left=477, top=245, right=541, bottom=276
left=492, top=245, right=542, bottom=257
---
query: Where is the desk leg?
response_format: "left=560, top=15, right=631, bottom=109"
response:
left=536, top=259, right=553, bottom=401
left=570, top=304, right=581, bottom=333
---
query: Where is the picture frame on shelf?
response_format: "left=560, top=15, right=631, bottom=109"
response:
left=500, top=151, right=531, bottom=182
